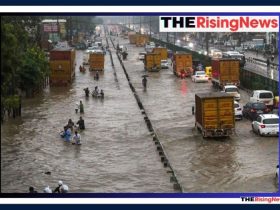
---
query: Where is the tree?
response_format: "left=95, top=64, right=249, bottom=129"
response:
left=1, top=16, right=49, bottom=122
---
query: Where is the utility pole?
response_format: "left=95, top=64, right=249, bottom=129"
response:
left=70, top=16, right=72, bottom=45
left=139, top=16, right=142, bottom=34
left=132, top=16, right=135, bottom=31
left=205, top=32, right=209, bottom=55
left=149, top=16, right=151, bottom=37
left=57, top=16, right=60, bottom=42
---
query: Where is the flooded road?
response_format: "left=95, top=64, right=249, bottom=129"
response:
left=115, top=35, right=278, bottom=192
left=1, top=31, right=278, bottom=193
left=1, top=41, right=173, bottom=193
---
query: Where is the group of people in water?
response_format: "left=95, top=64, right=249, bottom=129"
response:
left=29, top=181, right=69, bottom=193
left=84, top=86, right=104, bottom=98
left=60, top=117, right=85, bottom=145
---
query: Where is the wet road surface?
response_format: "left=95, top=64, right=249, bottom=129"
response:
left=115, top=35, right=278, bottom=192
left=1, top=39, right=174, bottom=193
left=1, top=31, right=278, bottom=193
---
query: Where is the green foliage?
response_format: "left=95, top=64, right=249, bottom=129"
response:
left=4, top=95, right=20, bottom=109
left=20, top=47, right=49, bottom=90
left=1, top=16, right=48, bottom=120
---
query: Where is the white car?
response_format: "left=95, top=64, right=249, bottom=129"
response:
left=161, top=60, right=169, bottom=69
left=191, top=71, right=208, bottom=83
left=222, top=85, right=241, bottom=101
left=252, top=114, right=279, bottom=136
left=138, top=52, right=146, bottom=60
left=276, top=165, right=279, bottom=185
left=234, top=101, right=243, bottom=120
left=250, top=90, right=274, bottom=108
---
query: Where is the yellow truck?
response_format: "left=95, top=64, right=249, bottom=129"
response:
left=49, top=47, right=76, bottom=86
left=195, top=92, right=235, bottom=138
left=172, top=52, right=193, bottom=78
left=136, top=34, right=149, bottom=47
left=144, top=53, right=161, bottom=72
left=152, top=47, right=168, bottom=61
left=89, top=51, right=104, bottom=71
left=211, top=59, right=240, bottom=88
left=128, top=34, right=137, bottom=44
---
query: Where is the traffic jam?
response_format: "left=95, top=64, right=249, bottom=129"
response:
left=1, top=16, right=278, bottom=193
left=105, top=23, right=279, bottom=192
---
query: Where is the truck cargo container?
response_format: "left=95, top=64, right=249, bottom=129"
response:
left=144, top=53, right=161, bottom=72
left=128, top=34, right=137, bottom=44
left=211, top=59, right=240, bottom=88
left=89, top=51, right=105, bottom=71
left=136, top=34, right=149, bottom=47
left=195, top=92, right=235, bottom=138
left=152, top=47, right=168, bottom=61
left=49, top=47, right=76, bottom=86
left=172, top=52, right=193, bottom=78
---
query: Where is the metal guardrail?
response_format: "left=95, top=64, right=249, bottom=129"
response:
left=245, top=57, right=279, bottom=71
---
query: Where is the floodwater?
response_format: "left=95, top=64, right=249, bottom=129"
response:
left=1, top=43, right=173, bottom=193
left=116, top=35, right=278, bottom=192
left=1, top=30, right=278, bottom=193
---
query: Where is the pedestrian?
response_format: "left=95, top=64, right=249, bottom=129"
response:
left=142, top=77, right=147, bottom=90
left=75, top=102, right=79, bottom=114
left=100, top=89, right=104, bottom=99
left=76, top=116, right=85, bottom=130
left=29, top=186, right=38, bottom=193
left=72, top=131, right=82, bottom=145
left=267, top=58, right=270, bottom=72
left=84, top=87, right=90, bottom=97
left=95, top=71, right=99, bottom=81
left=60, top=184, right=69, bottom=193
left=53, top=181, right=63, bottom=193
left=65, top=127, right=72, bottom=142
left=79, top=101, right=84, bottom=114
left=43, top=186, right=52, bottom=193
left=256, top=49, right=259, bottom=56
left=67, top=119, right=75, bottom=130
left=271, top=55, right=275, bottom=62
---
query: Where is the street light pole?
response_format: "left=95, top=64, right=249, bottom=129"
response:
left=139, top=16, right=142, bottom=34
left=149, top=16, right=151, bottom=37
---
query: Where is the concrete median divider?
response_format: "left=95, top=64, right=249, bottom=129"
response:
left=108, top=33, right=184, bottom=192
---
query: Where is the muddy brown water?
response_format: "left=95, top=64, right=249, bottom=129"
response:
left=1, top=33, right=278, bottom=193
